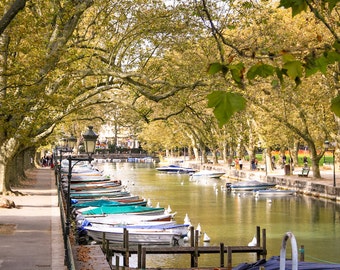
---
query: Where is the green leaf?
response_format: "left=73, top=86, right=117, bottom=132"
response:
left=208, top=63, right=227, bottom=75
left=282, top=54, right=296, bottom=63
left=324, top=0, right=340, bottom=12
left=207, top=91, right=246, bottom=127
left=228, top=63, right=245, bottom=84
left=283, top=60, right=302, bottom=80
left=247, top=63, right=275, bottom=80
left=278, top=0, right=308, bottom=16
left=331, top=94, right=340, bottom=117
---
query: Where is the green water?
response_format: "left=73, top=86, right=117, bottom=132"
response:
left=94, top=162, right=340, bottom=268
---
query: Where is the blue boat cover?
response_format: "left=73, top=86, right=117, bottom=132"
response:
left=233, top=256, right=340, bottom=270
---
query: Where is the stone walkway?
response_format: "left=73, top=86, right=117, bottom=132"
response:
left=0, top=168, right=66, bottom=270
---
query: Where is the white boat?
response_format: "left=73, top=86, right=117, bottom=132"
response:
left=254, top=189, right=296, bottom=197
left=81, top=213, right=175, bottom=225
left=228, top=180, right=276, bottom=192
left=156, top=165, right=196, bottom=174
left=191, top=170, right=225, bottom=178
left=84, top=223, right=187, bottom=245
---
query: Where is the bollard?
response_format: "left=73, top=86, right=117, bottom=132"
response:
left=227, top=246, right=232, bottom=268
left=220, top=243, right=224, bottom=267
left=137, top=244, right=142, bottom=268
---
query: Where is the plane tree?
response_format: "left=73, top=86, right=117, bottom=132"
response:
left=196, top=1, right=338, bottom=177
left=0, top=0, right=210, bottom=194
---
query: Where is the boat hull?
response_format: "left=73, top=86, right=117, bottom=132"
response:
left=229, top=180, right=276, bottom=192
left=254, top=189, right=296, bottom=197
left=85, top=226, right=177, bottom=245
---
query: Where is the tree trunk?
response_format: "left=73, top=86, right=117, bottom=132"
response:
left=309, top=144, right=322, bottom=178
left=212, top=149, right=218, bottom=164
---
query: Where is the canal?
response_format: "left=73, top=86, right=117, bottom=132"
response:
left=94, top=161, right=340, bottom=268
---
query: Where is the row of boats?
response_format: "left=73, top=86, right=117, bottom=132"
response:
left=60, top=161, right=190, bottom=246
left=156, top=164, right=296, bottom=196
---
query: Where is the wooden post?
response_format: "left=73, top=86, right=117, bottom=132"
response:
left=137, top=244, right=142, bottom=268
left=227, top=246, right=232, bottom=269
left=262, top=228, right=267, bottom=259
left=102, top=232, right=106, bottom=250
left=256, top=226, right=261, bottom=260
left=123, top=228, right=129, bottom=267
left=194, top=229, right=199, bottom=267
left=115, top=256, right=120, bottom=270
left=220, top=243, right=224, bottom=267
left=141, top=247, right=146, bottom=269
left=190, top=226, right=195, bottom=267
left=300, top=245, right=305, bottom=261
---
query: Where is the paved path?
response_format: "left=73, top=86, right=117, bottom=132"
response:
left=0, top=168, right=66, bottom=270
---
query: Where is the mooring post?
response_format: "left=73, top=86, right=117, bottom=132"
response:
left=102, top=232, right=106, bottom=250
left=190, top=226, right=195, bottom=267
left=194, top=229, right=199, bottom=267
left=141, top=247, right=146, bottom=269
left=227, top=246, right=232, bottom=269
left=300, top=245, right=305, bottom=261
left=105, top=239, right=110, bottom=262
left=115, top=255, right=120, bottom=270
left=137, top=244, right=142, bottom=268
left=220, top=243, right=224, bottom=267
left=262, top=228, right=267, bottom=259
left=256, top=226, right=261, bottom=260
left=123, top=228, right=129, bottom=267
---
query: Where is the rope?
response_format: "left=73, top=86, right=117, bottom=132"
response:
left=305, top=254, right=340, bottom=265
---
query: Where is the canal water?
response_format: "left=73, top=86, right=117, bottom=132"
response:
left=94, top=161, right=340, bottom=268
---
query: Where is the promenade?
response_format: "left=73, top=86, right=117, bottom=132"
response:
left=0, top=168, right=66, bottom=270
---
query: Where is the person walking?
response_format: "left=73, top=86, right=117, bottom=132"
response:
left=239, top=158, right=243, bottom=170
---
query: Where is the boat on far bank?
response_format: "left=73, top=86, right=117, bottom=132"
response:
left=254, top=189, right=296, bottom=197
left=228, top=180, right=276, bottom=192
left=191, top=170, right=225, bottom=179
left=156, top=164, right=196, bottom=174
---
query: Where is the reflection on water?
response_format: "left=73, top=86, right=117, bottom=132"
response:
left=94, top=162, right=340, bottom=268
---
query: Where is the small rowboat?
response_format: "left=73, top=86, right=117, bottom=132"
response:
left=191, top=170, right=225, bottom=178
left=82, top=213, right=175, bottom=225
left=70, top=191, right=131, bottom=199
left=254, top=189, right=296, bottom=197
left=228, top=180, right=276, bottom=192
left=156, top=165, right=196, bottom=174
left=73, top=199, right=147, bottom=209
left=84, top=224, right=180, bottom=245
left=77, top=205, right=166, bottom=216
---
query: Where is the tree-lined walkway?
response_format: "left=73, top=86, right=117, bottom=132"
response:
left=0, top=168, right=65, bottom=270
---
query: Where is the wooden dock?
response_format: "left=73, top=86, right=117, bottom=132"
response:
left=70, top=226, right=266, bottom=269
left=100, top=226, right=267, bottom=269
left=72, top=245, right=111, bottom=270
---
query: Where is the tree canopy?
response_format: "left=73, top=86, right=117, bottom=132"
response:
left=0, top=0, right=339, bottom=194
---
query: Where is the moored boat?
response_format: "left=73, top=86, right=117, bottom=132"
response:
left=228, top=180, right=276, bottom=192
left=70, top=191, right=131, bottom=199
left=191, top=170, right=225, bottom=178
left=77, top=205, right=166, bottom=216
left=84, top=224, right=180, bottom=245
left=81, top=212, right=175, bottom=225
left=156, top=164, right=196, bottom=174
left=73, top=199, right=147, bottom=209
left=254, top=189, right=296, bottom=197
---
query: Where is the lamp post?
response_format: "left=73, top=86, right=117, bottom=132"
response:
left=65, top=126, right=98, bottom=237
left=324, top=140, right=336, bottom=187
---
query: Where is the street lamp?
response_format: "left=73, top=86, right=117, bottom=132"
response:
left=65, top=126, right=98, bottom=237
left=324, top=140, right=336, bottom=187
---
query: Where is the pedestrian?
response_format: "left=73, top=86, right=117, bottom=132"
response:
left=271, top=156, right=276, bottom=169
left=239, top=158, right=243, bottom=170
left=303, top=156, right=308, bottom=167
left=251, top=158, right=255, bottom=170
